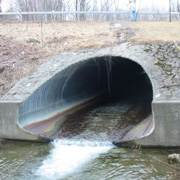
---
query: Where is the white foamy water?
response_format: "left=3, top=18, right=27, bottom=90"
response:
left=36, top=139, right=113, bottom=180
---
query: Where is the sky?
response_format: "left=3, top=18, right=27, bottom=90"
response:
left=1, top=0, right=13, bottom=12
left=0, top=0, right=178, bottom=12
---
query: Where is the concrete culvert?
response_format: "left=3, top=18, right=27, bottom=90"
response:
left=2, top=44, right=180, bottom=147
left=18, top=56, right=153, bottom=141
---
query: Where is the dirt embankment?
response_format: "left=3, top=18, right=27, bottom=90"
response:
left=0, top=21, right=180, bottom=99
left=0, top=22, right=116, bottom=99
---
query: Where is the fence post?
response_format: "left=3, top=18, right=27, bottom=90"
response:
left=19, top=12, right=23, bottom=21
left=44, top=12, right=47, bottom=22
left=169, top=0, right=171, bottom=22
left=52, top=11, right=55, bottom=21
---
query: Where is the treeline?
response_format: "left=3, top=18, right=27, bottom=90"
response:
left=1, top=0, right=120, bottom=12
left=0, top=0, right=180, bottom=21
left=2, top=0, right=180, bottom=12
left=0, top=0, right=124, bottom=21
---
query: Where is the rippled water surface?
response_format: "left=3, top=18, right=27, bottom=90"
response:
left=0, top=101, right=179, bottom=180
left=0, top=140, right=180, bottom=180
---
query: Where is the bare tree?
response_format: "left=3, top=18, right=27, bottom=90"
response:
left=79, top=0, right=86, bottom=20
left=101, top=0, right=113, bottom=21
left=171, top=0, right=180, bottom=20
left=0, top=0, right=2, bottom=12
left=75, top=0, right=78, bottom=11
left=2, top=0, right=180, bottom=21
left=175, top=0, right=180, bottom=12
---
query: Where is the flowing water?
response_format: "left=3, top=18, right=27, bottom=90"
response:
left=0, top=101, right=180, bottom=180
left=0, top=140, right=180, bottom=180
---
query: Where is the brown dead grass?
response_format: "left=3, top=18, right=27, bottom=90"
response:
left=0, top=22, right=115, bottom=54
left=128, top=21, right=180, bottom=42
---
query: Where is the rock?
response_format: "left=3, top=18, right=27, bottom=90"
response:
left=0, top=138, right=3, bottom=148
left=0, top=67, right=5, bottom=73
left=154, top=60, right=164, bottom=66
left=168, top=154, right=180, bottom=164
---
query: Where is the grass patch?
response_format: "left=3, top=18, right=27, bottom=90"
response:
left=27, top=38, right=41, bottom=44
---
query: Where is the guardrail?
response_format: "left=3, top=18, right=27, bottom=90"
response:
left=0, top=11, right=180, bottom=21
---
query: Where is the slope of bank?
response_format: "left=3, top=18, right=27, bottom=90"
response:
left=0, top=21, right=180, bottom=99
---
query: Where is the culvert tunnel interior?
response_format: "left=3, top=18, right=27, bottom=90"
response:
left=19, top=56, right=153, bottom=141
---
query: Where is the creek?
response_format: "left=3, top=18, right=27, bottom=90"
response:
left=1, top=98, right=179, bottom=180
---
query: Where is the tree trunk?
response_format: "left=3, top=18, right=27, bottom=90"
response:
left=76, top=0, right=78, bottom=20
left=80, top=0, right=86, bottom=21
left=0, top=0, right=2, bottom=12
left=177, top=0, right=180, bottom=12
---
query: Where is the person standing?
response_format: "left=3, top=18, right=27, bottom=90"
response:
left=129, top=0, right=137, bottom=21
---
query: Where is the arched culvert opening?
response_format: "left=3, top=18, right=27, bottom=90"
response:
left=19, top=56, right=153, bottom=142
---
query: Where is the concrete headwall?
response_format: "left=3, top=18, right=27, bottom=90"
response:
left=135, top=100, right=180, bottom=147
left=1, top=43, right=180, bottom=146
left=0, top=101, right=40, bottom=141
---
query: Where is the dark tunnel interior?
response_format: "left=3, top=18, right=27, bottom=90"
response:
left=100, top=57, right=153, bottom=102
left=63, top=56, right=153, bottom=103
left=19, top=56, right=153, bottom=139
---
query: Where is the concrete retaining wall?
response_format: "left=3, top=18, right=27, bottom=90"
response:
left=135, top=100, right=180, bottom=147
left=0, top=101, right=41, bottom=141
